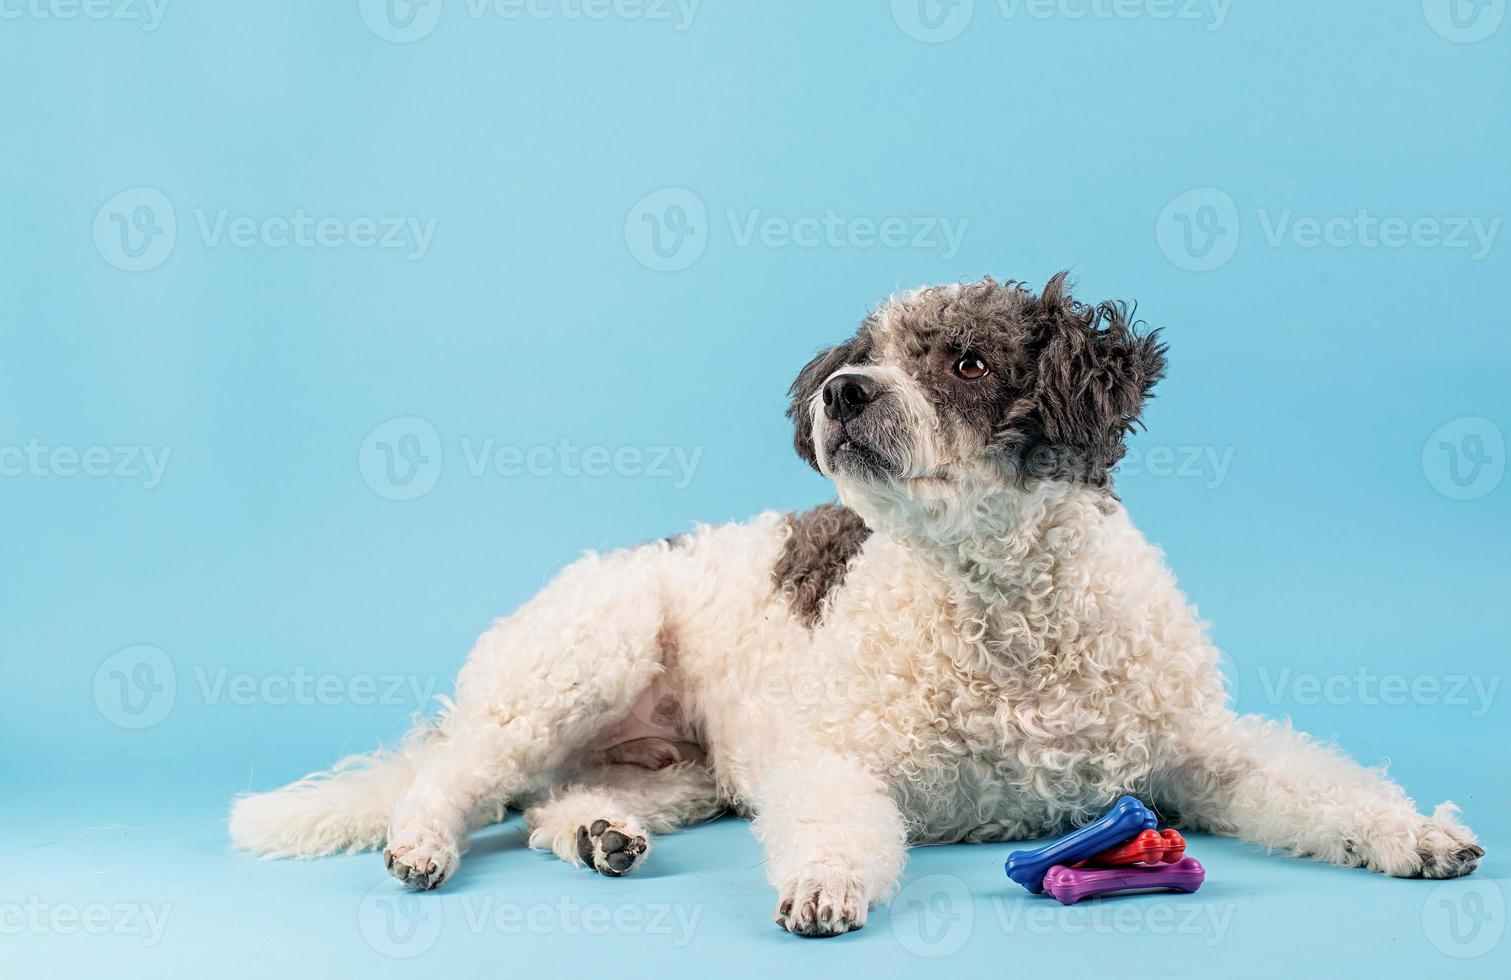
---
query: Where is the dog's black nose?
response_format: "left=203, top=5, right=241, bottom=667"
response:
left=822, top=373, right=877, bottom=422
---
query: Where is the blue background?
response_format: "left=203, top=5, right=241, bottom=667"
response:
left=3, top=1, right=1508, bottom=976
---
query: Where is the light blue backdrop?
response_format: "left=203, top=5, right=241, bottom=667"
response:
left=3, top=1, right=1507, bottom=977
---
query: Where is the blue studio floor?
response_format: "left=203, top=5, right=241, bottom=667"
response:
left=12, top=761, right=1508, bottom=978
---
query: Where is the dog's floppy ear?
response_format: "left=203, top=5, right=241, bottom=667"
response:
left=786, top=337, right=863, bottom=471
left=1024, top=272, right=1167, bottom=483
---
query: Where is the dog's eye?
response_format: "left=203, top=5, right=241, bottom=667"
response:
left=953, top=355, right=989, bottom=380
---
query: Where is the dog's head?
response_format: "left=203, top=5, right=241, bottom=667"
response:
left=787, top=273, right=1166, bottom=515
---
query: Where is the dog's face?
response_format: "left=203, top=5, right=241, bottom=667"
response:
left=788, top=274, right=1167, bottom=514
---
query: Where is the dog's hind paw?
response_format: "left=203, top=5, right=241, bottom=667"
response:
left=774, top=866, right=868, bottom=938
left=576, top=818, right=650, bottom=876
left=1354, top=805, right=1484, bottom=879
left=383, top=822, right=460, bottom=891
left=1411, top=824, right=1485, bottom=880
left=1422, top=842, right=1486, bottom=879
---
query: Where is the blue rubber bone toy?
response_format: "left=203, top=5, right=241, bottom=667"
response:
left=1005, top=796, right=1159, bottom=894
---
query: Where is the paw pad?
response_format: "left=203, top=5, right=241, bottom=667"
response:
left=576, top=819, right=649, bottom=876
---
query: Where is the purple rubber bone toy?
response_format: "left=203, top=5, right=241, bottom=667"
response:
left=1004, top=796, right=1158, bottom=893
left=1042, top=856, right=1207, bottom=905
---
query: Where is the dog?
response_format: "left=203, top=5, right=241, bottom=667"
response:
left=230, top=273, right=1482, bottom=937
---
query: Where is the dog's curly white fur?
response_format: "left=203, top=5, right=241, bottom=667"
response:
left=230, top=274, right=1482, bottom=937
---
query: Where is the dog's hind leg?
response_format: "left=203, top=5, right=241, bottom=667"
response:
left=1151, top=713, right=1483, bottom=879
left=383, top=546, right=675, bottom=890
left=523, top=762, right=724, bottom=876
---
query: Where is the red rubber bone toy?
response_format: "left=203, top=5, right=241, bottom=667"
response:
left=1078, top=828, right=1186, bottom=867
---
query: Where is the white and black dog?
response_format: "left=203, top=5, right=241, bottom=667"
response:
left=231, top=274, right=1482, bottom=937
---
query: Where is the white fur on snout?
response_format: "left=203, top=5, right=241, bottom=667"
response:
left=811, top=364, right=942, bottom=481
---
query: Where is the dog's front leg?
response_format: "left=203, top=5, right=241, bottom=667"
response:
left=1152, top=713, right=1483, bottom=878
left=751, top=753, right=907, bottom=938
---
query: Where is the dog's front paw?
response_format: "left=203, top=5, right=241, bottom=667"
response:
left=774, top=866, right=868, bottom=938
left=576, top=818, right=650, bottom=876
left=384, top=822, right=460, bottom=891
left=1356, top=804, right=1484, bottom=879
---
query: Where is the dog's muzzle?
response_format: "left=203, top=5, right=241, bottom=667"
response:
left=818, top=374, right=902, bottom=478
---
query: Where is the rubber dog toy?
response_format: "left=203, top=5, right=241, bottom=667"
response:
left=1042, top=856, right=1206, bottom=906
left=1004, top=796, right=1158, bottom=893
left=1077, top=828, right=1186, bottom=867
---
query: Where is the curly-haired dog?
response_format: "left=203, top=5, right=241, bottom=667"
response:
left=231, top=273, right=1482, bottom=937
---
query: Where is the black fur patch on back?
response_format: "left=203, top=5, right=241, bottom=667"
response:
left=772, top=503, right=871, bottom=628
